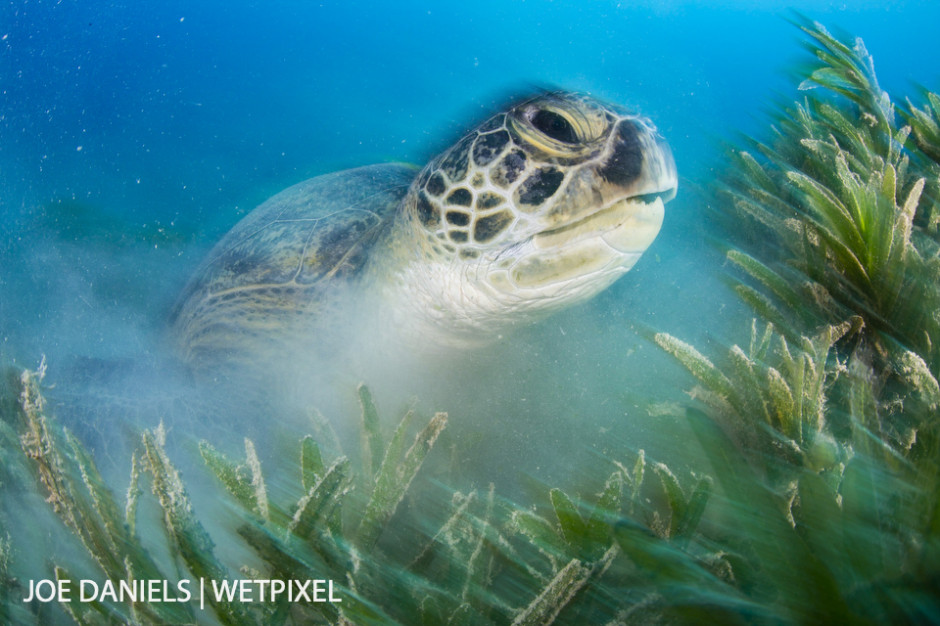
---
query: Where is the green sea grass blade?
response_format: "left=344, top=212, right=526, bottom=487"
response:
left=673, top=475, right=713, bottom=549
left=58, top=430, right=125, bottom=575
left=358, top=383, right=383, bottom=480
left=749, top=319, right=775, bottom=360
left=510, top=508, right=567, bottom=566
left=654, top=333, right=735, bottom=400
left=802, top=66, right=859, bottom=100
left=798, top=350, right=825, bottom=446
left=242, top=438, right=269, bottom=522
left=199, top=439, right=270, bottom=522
left=651, top=463, right=687, bottom=538
left=786, top=171, right=871, bottom=281
left=628, top=450, right=646, bottom=515
left=726, top=249, right=805, bottom=312
left=392, top=403, right=420, bottom=452
left=549, top=488, right=587, bottom=551
left=410, top=490, right=478, bottom=572
left=728, top=187, right=793, bottom=234
left=905, top=92, right=940, bottom=163
left=896, top=177, right=924, bottom=252
left=765, top=366, right=797, bottom=438
left=727, top=345, right=771, bottom=425
left=510, top=557, right=592, bottom=626
left=17, top=369, right=82, bottom=538
left=776, top=336, right=809, bottom=445
left=300, top=434, right=326, bottom=491
left=199, top=440, right=254, bottom=512
left=369, top=406, right=416, bottom=501
left=64, top=432, right=125, bottom=556
left=125, top=450, right=142, bottom=535
left=357, top=412, right=447, bottom=550
left=734, top=150, right=775, bottom=189
left=794, top=323, right=841, bottom=436
left=584, top=471, right=624, bottom=556
left=141, top=428, right=247, bottom=626
left=288, top=456, right=350, bottom=542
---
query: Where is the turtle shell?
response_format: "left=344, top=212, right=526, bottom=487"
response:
left=172, top=164, right=416, bottom=367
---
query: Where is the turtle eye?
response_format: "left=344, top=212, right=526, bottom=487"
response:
left=530, top=109, right=579, bottom=144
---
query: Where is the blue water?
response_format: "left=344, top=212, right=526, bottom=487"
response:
left=2, top=1, right=937, bottom=231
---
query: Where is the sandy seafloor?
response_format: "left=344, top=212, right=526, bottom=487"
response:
left=1, top=0, right=939, bottom=619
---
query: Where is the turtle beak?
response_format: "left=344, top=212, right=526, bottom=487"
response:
left=647, top=139, right=678, bottom=201
left=530, top=117, right=676, bottom=253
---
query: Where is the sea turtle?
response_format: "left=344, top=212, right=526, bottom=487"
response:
left=172, top=92, right=677, bottom=372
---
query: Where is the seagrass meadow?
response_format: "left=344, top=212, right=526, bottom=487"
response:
left=2, top=19, right=940, bottom=626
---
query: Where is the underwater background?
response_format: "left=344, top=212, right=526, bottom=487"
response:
left=2, top=0, right=939, bottom=474
left=2, top=1, right=940, bottom=625
left=3, top=0, right=939, bottom=320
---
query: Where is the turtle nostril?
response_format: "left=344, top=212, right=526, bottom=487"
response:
left=598, top=121, right=644, bottom=186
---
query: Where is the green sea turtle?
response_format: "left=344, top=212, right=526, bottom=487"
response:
left=172, top=92, right=677, bottom=372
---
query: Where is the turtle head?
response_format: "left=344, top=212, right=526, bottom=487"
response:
left=398, top=91, right=677, bottom=340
